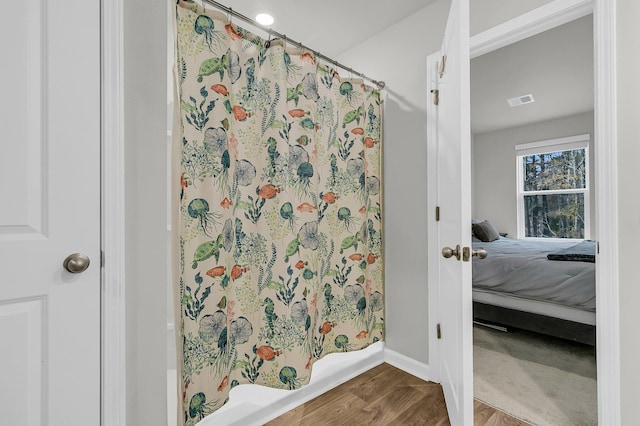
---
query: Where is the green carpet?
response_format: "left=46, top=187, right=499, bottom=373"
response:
left=473, top=324, right=597, bottom=425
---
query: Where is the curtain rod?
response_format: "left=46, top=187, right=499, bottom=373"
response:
left=199, top=0, right=386, bottom=90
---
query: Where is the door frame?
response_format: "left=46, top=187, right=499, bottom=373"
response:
left=426, top=51, right=441, bottom=382
left=427, top=0, right=620, bottom=423
left=102, top=0, right=127, bottom=424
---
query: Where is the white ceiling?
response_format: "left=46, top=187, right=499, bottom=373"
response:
left=471, top=14, right=594, bottom=134
left=210, top=0, right=438, bottom=58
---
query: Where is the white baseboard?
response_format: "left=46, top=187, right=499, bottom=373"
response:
left=199, top=342, right=385, bottom=426
left=191, top=344, right=434, bottom=426
left=383, top=348, right=433, bottom=382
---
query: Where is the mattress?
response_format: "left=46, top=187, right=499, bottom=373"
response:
left=473, top=289, right=596, bottom=325
left=472, top=237, right=596, bottom=313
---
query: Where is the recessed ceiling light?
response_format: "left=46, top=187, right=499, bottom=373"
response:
left=255, top=13, right=274, bottom=26
left=507, top=94, right=535, bottom=107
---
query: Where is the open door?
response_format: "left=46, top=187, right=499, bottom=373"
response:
left=427, top=0, right=472, bottom=424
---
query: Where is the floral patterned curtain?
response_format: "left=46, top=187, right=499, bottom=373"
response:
left=172, top=2, right=384, bottom=424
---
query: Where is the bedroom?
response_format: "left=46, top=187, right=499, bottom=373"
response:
left=469, top=13, right=597, bottom=424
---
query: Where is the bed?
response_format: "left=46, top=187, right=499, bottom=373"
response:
left=472, top=235, right=596, bottom=345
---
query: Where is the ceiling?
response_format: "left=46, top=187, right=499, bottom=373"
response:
left=210, top=0, right=438, bottom=58
left=203, top=2, right=593, bottom=135
left=471, top=15, right=594, bottom=134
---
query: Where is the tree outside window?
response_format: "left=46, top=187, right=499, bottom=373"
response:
left=516, top=135, right=590, bottom=240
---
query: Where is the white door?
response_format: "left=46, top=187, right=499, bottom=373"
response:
left=428, top=0, right=473, bottom=424
left=0, top=0, right=101, bottom=424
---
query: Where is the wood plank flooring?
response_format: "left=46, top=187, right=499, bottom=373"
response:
left=266, top=363, right=529, bottom=426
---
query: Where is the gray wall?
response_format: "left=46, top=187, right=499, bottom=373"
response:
left=124, top=1, right=168, bottom=425
left=617, top=0, right=640, bottom=422
left=473, top=112, right=595, bottom=238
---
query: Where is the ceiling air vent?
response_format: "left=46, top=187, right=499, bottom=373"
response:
left=507, top=94, right=535, bottom=107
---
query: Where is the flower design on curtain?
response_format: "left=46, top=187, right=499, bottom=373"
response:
left=173, top=3, right=384, bottom=424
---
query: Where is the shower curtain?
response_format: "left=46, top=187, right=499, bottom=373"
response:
left=172, top=2, right=384, bottom=424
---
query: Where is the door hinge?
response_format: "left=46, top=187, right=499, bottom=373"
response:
left=100, top=250, right=104, bottom=268
left=597, top=241, right=600, bottom=254
left=437, top=323, right=442, bottom=339
left=430, top=89, right=439, bottom=105
left=439, top=55, right=447, bottom=78
left=435, top=206, right=440, bottom=221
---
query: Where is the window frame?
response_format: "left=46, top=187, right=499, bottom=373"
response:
left=515, top=134, right=591, bottom=241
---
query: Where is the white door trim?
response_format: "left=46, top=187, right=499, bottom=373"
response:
left=470, top=0, right=593, bottom=58
left=101, top=0, right=127, bottom=424
left=428, top=0, right=620, bottom=423
left=426, top=53, right=441, bottom=385
left=592, top=0, right=620, bottom=423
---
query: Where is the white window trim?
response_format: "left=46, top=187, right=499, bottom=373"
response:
left=515, top=134, right=591, bottom=241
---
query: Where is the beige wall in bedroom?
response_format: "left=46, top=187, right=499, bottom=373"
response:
left=472, top=111, right=595, bottom=239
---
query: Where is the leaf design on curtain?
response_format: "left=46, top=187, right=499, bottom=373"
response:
left=173, top=3, right=384, bottom=425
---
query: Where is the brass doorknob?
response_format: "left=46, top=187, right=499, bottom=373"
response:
left=442, top=245, right=461, bottom=261
left=472, top=248, right=488, bottom=259
left=63, top=253, right=91, bottom=273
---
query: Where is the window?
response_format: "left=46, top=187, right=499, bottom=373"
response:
left=516, top=134, right=590, bottom=240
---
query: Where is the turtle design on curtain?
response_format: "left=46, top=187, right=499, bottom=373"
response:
left=173, top=3, right=384, bottom=423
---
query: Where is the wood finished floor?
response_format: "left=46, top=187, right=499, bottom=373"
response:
left=266, top=363, right=528, bottom=426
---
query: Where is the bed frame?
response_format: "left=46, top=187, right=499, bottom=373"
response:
left=473, top=301, right=596, bottom=346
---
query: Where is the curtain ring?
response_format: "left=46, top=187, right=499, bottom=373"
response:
left=265, top=28, right=273, bottom=49
left=227, top=7, right=232, bottom=24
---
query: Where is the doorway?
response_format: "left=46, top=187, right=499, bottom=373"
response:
left=427, top=0, right=619, bottom=424
left=469, top=13, right=597, bottom=425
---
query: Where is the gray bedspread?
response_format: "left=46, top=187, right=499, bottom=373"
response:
left=472, top=237, right=596, bottom=311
